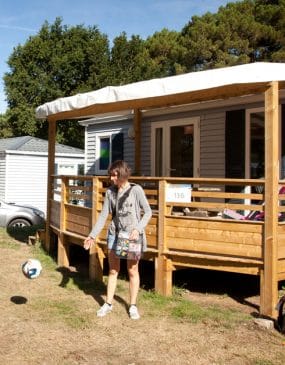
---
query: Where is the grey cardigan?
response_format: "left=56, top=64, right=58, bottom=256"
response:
left=88, top=183, right=152, bottom=251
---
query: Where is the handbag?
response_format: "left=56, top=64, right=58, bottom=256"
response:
left=115, top=230, right=143, bottom=260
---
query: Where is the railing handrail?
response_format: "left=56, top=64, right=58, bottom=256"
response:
left=50, top=175, right=285, bottom=223
left=51, top=174, right=267, bottom=185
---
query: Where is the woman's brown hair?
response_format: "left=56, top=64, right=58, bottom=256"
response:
left=108, top=160, right=131, bottom=183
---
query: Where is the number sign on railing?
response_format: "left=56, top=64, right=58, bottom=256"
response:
left=165, top=184, right=192, bottom=203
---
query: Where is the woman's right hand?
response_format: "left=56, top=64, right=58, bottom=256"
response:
left=84, top=237, right=94, bottom=250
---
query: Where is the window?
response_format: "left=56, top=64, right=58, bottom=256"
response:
left=99, top=137, right=110, bottom=171
left=248, top=111, right=264, bottom=179
left=225, top=109, right=245, bottom=179
left=78, top=164, right=85, bottom=175
left=96, top=132, right=124, bottom=174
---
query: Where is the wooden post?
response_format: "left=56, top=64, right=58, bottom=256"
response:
left=89, top=177, right=105, bottom=281
left=134, top=109, right=141, bottom=175
left=45, top=118, right=56, bottom=252
left=261, top=81, right=279, bottom=318
left=58, top=176, right=69, bottom=267
left=155, top=179, right=173, bottom=296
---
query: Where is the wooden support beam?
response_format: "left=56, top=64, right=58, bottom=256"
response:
left=261, top=81, right=279, bottom=318
left=45, top=119, right=56, bottom=252
left=155, top=180, right=173, bottom=295
left=57, top=233, right=69, bottom=267
left=134, top=109, right=141, bottom=175
left=89, top=177, right=104, bottom=281
left=93, top=245, right=106, bottom=280
left=57, top=177, right=69, bottom=267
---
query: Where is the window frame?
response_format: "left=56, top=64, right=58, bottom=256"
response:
left=95, top=130, right=123, bottom=175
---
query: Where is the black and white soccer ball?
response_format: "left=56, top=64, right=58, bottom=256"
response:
left=22, top=259, right=42, bottom=279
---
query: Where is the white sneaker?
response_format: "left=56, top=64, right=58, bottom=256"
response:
left=129, top=305, right=140, bottom=320
left=97, top=303, right=112, bottom=317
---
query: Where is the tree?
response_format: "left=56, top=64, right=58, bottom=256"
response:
left=4, top=18, right=110, bottom=148
left=110, top=32, right=154, bottom=84
left=254, top=0, right=285, bottom=62
left=180, top=0, right=285, bottom=71
left=145, top=28, right=187, bottom=76
left=0, top=112, right=13, bottom=138
left=110, top=29, right=186, bottom=87
left=4, top=1, right=285, bottom=148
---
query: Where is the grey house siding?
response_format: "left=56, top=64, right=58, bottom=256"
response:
left=124, top=126, right=135, bottom=169
left=85, top=110, right=226, bottom=178
left=143, top=108, right=225, bottom=178
left=140, top=120, right=151, bottom=176
left=0, top=153, right=6, bottom=200
left=85, top=129, right=96, bottom=175
left=85, top=120, right=135, bottom=175
left=84, top=97, right=285, bottom=179
left=200, top=111, right=225, bottom=178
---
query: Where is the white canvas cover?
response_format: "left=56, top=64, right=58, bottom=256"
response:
left=35, top=62, right=285, bottom=119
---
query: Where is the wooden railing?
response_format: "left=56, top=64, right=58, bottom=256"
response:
left=51, top=175, right=272, bottom=220
left=53, top=175, right=285, bottom=221
left=47, top=175, right=285, bottom=314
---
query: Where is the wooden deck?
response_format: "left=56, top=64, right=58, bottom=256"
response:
left=45, top=175, right=285, bottom=317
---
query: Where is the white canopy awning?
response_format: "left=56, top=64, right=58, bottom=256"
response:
left=35, top=62, right=285, bottom=120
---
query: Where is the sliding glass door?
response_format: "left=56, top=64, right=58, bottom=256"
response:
left=151, top=118, right=200, bottom=177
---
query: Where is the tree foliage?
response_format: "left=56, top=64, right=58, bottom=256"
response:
left=145, top=28, right=187, bottom=76
left=181, top=0, right=285, bottom=71
left=3, top=1, right=285, bottom=147
left=0, top=112, right=13, bottom=138
left=4, top=18, right=110, bottom=147
left=110, top=32, right=151, bottom=84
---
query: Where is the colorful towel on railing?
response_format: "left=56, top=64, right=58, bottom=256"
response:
left=223, top=186, right=285, bottom=222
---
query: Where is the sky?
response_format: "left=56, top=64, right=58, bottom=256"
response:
left=0, top=0, right=232, bottom=114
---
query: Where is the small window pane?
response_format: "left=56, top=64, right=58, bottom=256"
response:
left=112, top=133, right=124, bottom=162
left=250, top=112, right=264, bottom=179
left=99, top=137, right=110, bottom=170
left=170, top=125, right=193, bottom=177
left=155, top=128, right=163, bottom=176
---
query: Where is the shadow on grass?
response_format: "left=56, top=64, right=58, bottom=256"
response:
left=6, top=224, right=44, bottom=243
left=50, top=242, right=276, bottom=317
left=10, top=295, right=28, bottom=305
left=56, top=266, right=129, bottom=311
left=173, top=268, right=261, bottom=313
left=57, top=243, right=155, bottom=312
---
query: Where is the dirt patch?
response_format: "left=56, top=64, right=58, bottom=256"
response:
left=0, top=237, right=285, bottom=365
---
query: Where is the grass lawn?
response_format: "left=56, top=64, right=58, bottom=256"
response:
left=0, top=227, right=285, bottom=365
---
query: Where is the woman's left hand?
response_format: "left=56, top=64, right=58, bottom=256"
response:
left=83, top=236, right=94, bottom=250
left=129, top=229, right=139, bottom=241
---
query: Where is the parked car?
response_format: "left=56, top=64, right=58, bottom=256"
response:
left=0, top=200, right=45, bottom=228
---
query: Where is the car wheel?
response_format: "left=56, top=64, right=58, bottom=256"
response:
left=8, top=218, right=32, bottom=228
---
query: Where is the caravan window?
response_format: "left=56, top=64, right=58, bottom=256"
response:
left=96, top=132, right=124, bottom=174
left=99, top=137, right=110, bottom=171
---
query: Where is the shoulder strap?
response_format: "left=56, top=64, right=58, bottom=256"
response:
left=117, top=185, right=133, bottom=211
left=112, top=184, right=134, bottom=218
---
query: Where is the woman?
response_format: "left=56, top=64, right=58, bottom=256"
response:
left=84, top=160, right=152, bottom=320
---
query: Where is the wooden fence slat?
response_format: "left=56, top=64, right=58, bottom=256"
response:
left=165, top=216, right=263, bottom=233
left=165, top=237, right=262, bottom=258
left=166, top=226, right=262, bottom=246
